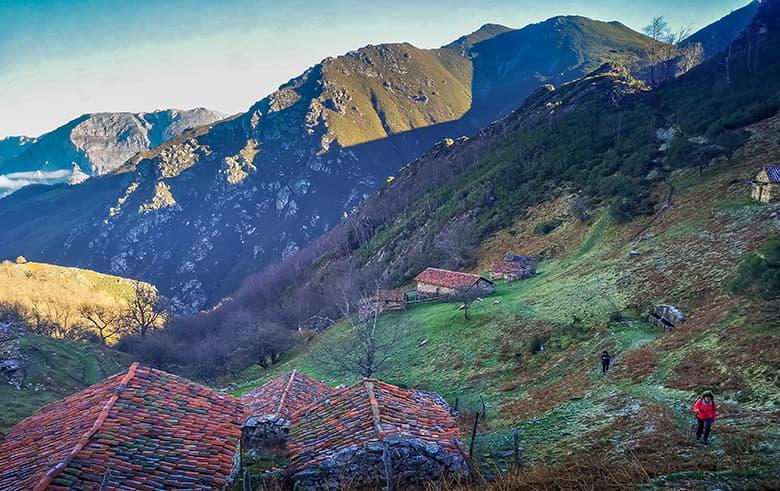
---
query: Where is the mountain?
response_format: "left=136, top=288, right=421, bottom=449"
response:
left=684, top=1, right=760, bottom=58
left=140, top=0, right=780, bottom=380
left=0, top=136, right=35, bottom=164
left=0, top=17, right=661, bottom=312
left=0, top=108, right=226, bottom=197
left=207, top=2, right=778, bottom=487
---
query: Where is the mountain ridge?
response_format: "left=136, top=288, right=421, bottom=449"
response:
left=0, top=12, right=737, bottom=312
left=0, top=108, right=226, bottom=197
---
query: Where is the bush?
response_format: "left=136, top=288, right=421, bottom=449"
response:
left=729, top=235, right=780, bottom=301
left=528, top=335, right=546, bottom=354
left=609, top=195, right=653, bottom=223
left=533, top=219, right=564, bottom=235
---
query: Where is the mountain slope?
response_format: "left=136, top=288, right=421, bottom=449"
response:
left=0, top=335, right=130, bottom=435
left=221, top=2, right=780, bottom=486
left=0, top=136, right=35, bottom=164
left=0, top=17, right=660, bottom=312
left=684, top=1, right=759, bottom=58
left=0, top=108, right=226, bottom=196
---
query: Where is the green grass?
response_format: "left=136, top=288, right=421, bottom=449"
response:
left=0, top=336, right=130, bottom=434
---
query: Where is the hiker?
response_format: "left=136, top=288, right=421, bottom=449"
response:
left=600, top=351, right=611, bottom=375
left=692, top=391, right=717, bottom=444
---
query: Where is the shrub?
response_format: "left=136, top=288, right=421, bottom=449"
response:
left=729, top=235, right=780, bottom=301
left=533, top=219, right=564, bottom=235
left=528, top=335, right=546, bottom=354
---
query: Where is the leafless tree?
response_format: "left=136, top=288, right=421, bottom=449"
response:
left=677, top=42, right=704, bottom=75
left=643, top=17, right=670, bottom=86
left=437, top=217, right=478, bottom=270
left=79, top=304, right=126, bottom=345
left=455, top=284, right=485, bottom=320
left=124, top=281, right=168, bottom=337
left=318, top=305, right=409, bottom=379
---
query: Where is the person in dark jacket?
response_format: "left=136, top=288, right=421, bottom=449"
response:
left=692, top=391, right=717, bottom=444
left=600, top=351, right=612, bottom=375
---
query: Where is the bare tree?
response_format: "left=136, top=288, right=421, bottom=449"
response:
left=318, top=305, right=409, bottom=379
left=643, top=16, right=670, bottom=86
left=437, top=217, right=478, bottom=270
left=124, top=281, right=168, bottom=337
left=79, top=304, right=126, bottom=345
left=455, top=284, right=485, bottom=320
left=677, top=42, right=704, bottom=75
left=317, top=274, right=409, bottom=379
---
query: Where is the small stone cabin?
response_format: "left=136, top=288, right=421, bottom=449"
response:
left=752, top=165, right=780, bottom=203
left=489, top=260, right=535, bottom=282
left=240, top=370, right=334, bottom=454
left=647, top=304, right=687, bottom=330
left=415, top=267, right=495, bottom=297
left=288, top=379, right=468, bottom=490
left=0, top=363, right=247, bottom=490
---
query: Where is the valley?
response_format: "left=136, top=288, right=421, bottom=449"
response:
left=0, top=1, right=777, bottom=489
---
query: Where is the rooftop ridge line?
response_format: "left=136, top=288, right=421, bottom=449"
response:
left=33, top=361, right=140, bottom=491
left=363, top=380, right=384, bottom=440
left=275, top=369, right=297, bottom=416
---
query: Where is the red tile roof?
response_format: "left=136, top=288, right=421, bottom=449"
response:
left=0, top=362, right=246, bottom=490
left=414, top=267, right=492, bottom=289
left=288, top=379, right=462, bottom=471
left=240, top=370, right=335, bottom=419
left=490, top=261, right=526, bottom=273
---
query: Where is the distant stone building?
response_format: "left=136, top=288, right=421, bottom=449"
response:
left=288, top=379, right=468, bottom=490
left=415, top=267, right=495, bottom=297
left=240, top=370, right=334, bottom=454
left=0, top=363, right=247, bottom=490
left=751, top=165, right=780, bottom=203
left=490, top=253, right=540, bottom=281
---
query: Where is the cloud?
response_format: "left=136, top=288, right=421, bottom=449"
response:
left=0, top=169, right=73, bottom=198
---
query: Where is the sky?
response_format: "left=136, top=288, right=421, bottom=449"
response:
left=0, top=0, right=752, bottom=138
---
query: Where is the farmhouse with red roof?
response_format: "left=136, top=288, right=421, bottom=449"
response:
left=240, top=370, right=335, bottom=453
left=414, top=267, right=495, bottom=298
left=0, top=363, right=246, bottom=490
left=288, top=379, right=468, bottom=489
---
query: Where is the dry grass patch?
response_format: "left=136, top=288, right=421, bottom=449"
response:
left=612, top=346, right=658, bottom=382
left=666, top=349, right=747, bottom=393
left=500, top=371, right=588, bottom=421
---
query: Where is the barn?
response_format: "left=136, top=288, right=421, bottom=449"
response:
left=414, top=267, right=495, bottom=297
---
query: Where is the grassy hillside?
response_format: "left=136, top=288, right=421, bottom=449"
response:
left=0, top=260, right=155, bottom=341
left=0, top=336, right=130, bottom=435
left=322, top=44, right=473, bottom=147
left=228, top=113, right=780, bottom=486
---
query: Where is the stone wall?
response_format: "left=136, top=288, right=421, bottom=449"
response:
left=242, top=415, right=290, bottom=456
left=293, top=434, right=468, bottom=490
left=417, top=282, right=457, bottom=297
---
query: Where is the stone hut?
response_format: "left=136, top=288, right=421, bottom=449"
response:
left=647, top=304, right=687, bottom=330
left=415, top=267, right=495, bottom=298
left=752, top=165, right=780, bottom=203
left=240, top=370, right=334, bottom=454
left=0, top=362, right=247, bottom=490
left=288, top=379, right=468, bottom=490
left=489, top=260, right=535, bottom=282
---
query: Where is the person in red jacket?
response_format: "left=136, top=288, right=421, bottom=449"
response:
left=692, top=391, right=717, bottom=444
